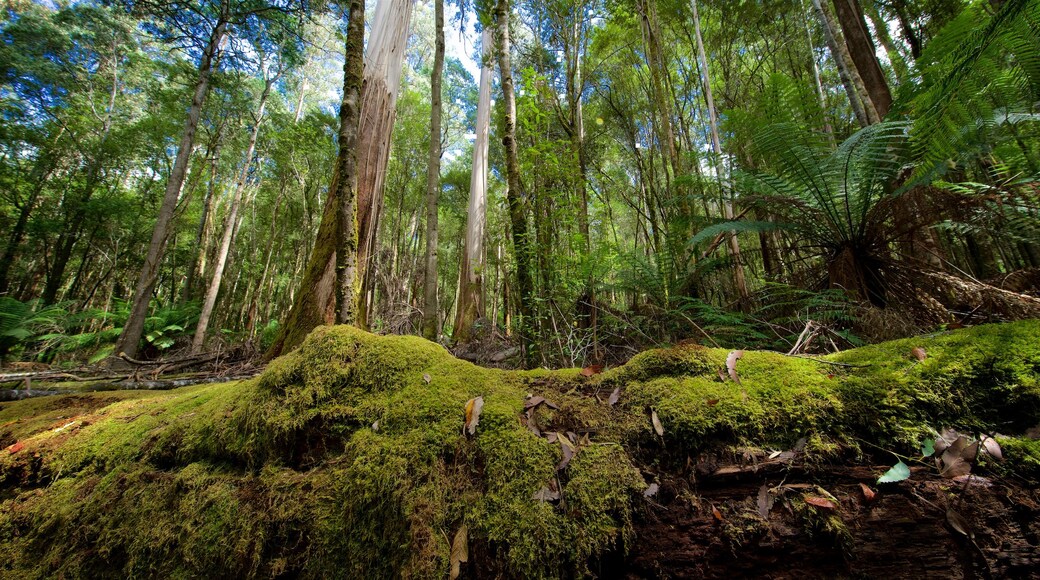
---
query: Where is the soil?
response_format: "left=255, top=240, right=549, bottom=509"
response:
left=612, top=461, right=1040, bottom=579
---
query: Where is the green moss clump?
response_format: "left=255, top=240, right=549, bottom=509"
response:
left=1, top=321, right=1039, bottom=577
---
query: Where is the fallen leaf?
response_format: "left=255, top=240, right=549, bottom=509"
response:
left=939, top=455, right=972, bottom=479
left=980, top=435, right=1003, bottom=461
left=371, top=420, right=380, bottom=432
left=523, top=409, right=541, bottom=436
left=726, top=350, right=744, bottom=384
left=946, top=508, right=974, bottom=540
left=464, top=397, right=484, bottom=435
left=651, top=409, right=664, bottom=437
left=934, top=428, right=961, bottom=453
left=644, top=483, right=660, bottom=498
left=804, top=496, right=837, bottom=510
left=920, top=438, right=935, bottom=457
left=557, top=442, right=575, bottom=470
left=705, top=398, right=719, bottom=406
left=580, top=365, right=603, bottom=377
left=533, top=486, right=561, bottom=502
left=911, top=347, right=927, bottom=361
left=717, top=368, right=727, bottom=382
left=877, top=460, right=911, bottom=484
left=793, top=437, right=808, bottom=453
left=859, top=483, right=876, bottom=502
left=524, top=396, right=545, bottom=409
left=7, top=442, right=24, bottom=454
left=423, top=373, right=432, bottom=385
left=757, top=484, right=771, bottom=518
left=712, top=505, right=724, bottom=521
left=608, top=387, right=620, bottom=407
left=449, top=524, right=469, bottom=580
left=546, top=432, right=558, bottom=444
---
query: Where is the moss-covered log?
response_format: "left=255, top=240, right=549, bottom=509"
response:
left=2, top=322, right=1040, bottom=578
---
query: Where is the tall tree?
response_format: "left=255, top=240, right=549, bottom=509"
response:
left=267, top=0, right=413, bottom=356
left=421, top=0, right=444, bottom=340
left=496, top=0, right=535, bottom=364
left=453, top=30, right=493, bottom=343
left=192, top=67, right=277, bottom=351
left=115, top=1, right=230, bottom=359
left=692, top=0, right=749, bottom=302
left=336, top=0, right=367, bottom=325
left=831, top=0, right=892, bottom=118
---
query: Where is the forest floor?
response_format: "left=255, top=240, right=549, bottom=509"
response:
left=2, top=321, right=1039, bottom=578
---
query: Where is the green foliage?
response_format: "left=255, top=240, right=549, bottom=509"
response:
left=0, top=298, right=66, bottom=363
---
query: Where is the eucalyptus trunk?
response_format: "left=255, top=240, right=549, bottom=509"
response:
left=421, top=0, right=444, bottom=341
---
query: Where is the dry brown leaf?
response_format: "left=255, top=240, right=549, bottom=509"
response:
left=859, top=483, right=876, bottom=502
left=939, top=454, right=972, bottom=479
left=557, top=442, right=575, bottom=471
left=952, top=474, right=993, bottom=488
left=804, top=496, right=837, bottom=510
left=946, top=508, right=974, bottom=540
left=717, top=368, right=727, bottom=382
left=545, top=432, right=558, bottom=444
left=644, top=483, right=660, bottom=498
left=449, top=524, right=469, bottom=580
left=524, top=396, right=545, bottom=409
left=706, top=398, right=719, bottom=406
left=371, top=420, right=379, bottom=432
left=651, top=409, right=665, bottom=437
left=7, top=441, right=23, bottom=454
left=608, top=387, right=620, bottom=407
left=580, top=365, right=603, bottom=377
left=726, top=350, right=744, bottom=384
left=524, top=409, right=541, bottom=437
left=712, top=505, right=724, bottom=521
left=911, top=347, right=927, bottom=361
left=464, top=397, right=484, bottom=435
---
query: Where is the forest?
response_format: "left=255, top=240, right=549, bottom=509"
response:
left=2, top=0, right=1040, bottom=577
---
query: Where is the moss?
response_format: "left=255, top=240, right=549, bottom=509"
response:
left=2, top=321, right=1039, bottom=578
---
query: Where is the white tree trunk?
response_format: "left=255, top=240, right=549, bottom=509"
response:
left=453, top=29, right=493, bottom=342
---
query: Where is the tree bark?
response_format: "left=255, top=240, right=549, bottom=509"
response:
left=452, top=30, right=493, bottom=344
left=192, top=75, right=274, bottom=352
left=831, top=0, right=892, bottom=118
left=496, top=0, right=535, bottom=366
left=811, top=0, right=875, bottom=127
left=421, top=0, right=444, bottom=341
left=266, top=0, right=412, bottom=357
left=115, top=14, right=227, bottom=359
left=335, top=0, right=366, bottom=326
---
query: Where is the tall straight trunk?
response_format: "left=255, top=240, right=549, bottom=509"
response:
left=421, top=0, right=444, bottom=341
left=811, top=0, right=875, bottom=127
left=800, top=0, right=835, bottom=140
left=335, top=0, right=367, bottom=325
left=636, top=0, right=680, bottom=185
left=192, top=76, right=273, bottom=352
left=183, top=128, right=226, bottom=302
left=692, top=0, right=749, bottom=303
left=266, top=0, right=411, bottom=357
left=453, top=29, right=493, bottom=343
left=831, top=0, right=892, bottom=118
left=496, top=0, right=535, bottom=365
left=116, top=14, right=227, bottom=359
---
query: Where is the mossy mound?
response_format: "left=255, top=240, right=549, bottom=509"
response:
left=1, top=321, right=1039, bottom=578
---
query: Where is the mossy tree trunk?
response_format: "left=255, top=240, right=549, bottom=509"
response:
left=335, top=0, right=366, bottom=326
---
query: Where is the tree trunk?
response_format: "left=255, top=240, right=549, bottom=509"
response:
left=831, top=0, right=892, bottom=118
left=421, top=0, right=444, bottom=341
left=692, top=0, right=750, bottom=304
left=452, top=30, right=493, bottom=343
left=0, top=155, right=56, bottom=296
left=266, top=0, right=412, bottom=357
left=115, top=15, right=227, bottom=360
left=811, top=0, right=875, bottom=127
left=335, top=0, right=367, bottom=326
left=496, top=0, right=535, bottom=366
left=183, top=129, right=226, bottom=303
left=192, top=75, right=273, bottom=352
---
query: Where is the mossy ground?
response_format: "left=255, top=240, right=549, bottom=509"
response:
left=1, top=321, right=1039, bottom=578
